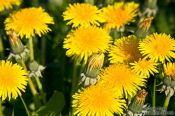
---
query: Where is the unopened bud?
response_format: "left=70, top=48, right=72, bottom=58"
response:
left=29, top=61, right=45, bottom=78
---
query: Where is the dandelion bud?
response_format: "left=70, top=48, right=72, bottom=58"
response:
left=28, top=60, right=45, bottom=78
left=139, top=17, right=153, bottom=32
left=127, top=89, right=148, bottom=115
left=80, top=53, right=104, bottom=86
left=8, top=30, right=29, bottom=60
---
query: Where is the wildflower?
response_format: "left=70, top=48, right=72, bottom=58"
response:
left=101, top=2, right=139, bottom=29
left=127, top=89, right=148, bottom=115
left=0, top=60, right=28, bottom=101
left=7, top=30, right=29, bottom=61
left=5, top=7, right=54, bottom=39
left=0, top=0, right=21, bottom=12
left=72, top=84, right=126, bottom=116
left=80, top=53, right=104, bottom=86
left=139, top=33, right=175, bottom=63
left=109, top=35, right=142, bottom=64
left=28, top=61, right=45, bottom=78
left=99, top=64, right=146, bottom=98
left=63, top=3, right=103, bottom=27
left=130, top=59, right=158, bottom=78
left=64, top=26, right=111, bottom=63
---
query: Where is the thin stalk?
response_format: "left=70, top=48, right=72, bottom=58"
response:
left=34, top=77, right=46, bottom=104
left=152, top=77, right=156, bottom=113
left=20, top=60, right=38, bottom=96
left=29, top=38, right=34, bottom=61
left=71, top=61, right=79, bottom=116
left=163, top=95, right=171, bottom=110
left=20, top=96, right=30, bottom=116
left=0, top=36, right=4, bottom=59
left=0, top=100, right=3, bottom=116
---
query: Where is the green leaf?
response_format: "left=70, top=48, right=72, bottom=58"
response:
left=36, top=91, right=65, bottom=116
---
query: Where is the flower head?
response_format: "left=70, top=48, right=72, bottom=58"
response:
left=63, top=3, right=103, bottom=27
left=101, top=2, right=139, bottom=29
left=0, top=0, right=21, bottom=12
left=139, top=33, right=175, bottom=63
left=109, top=35, right=142, bottom=63
left=130, top=59, right=158, bottom=78
left=99, top=64, right=146, bottom=98
left=164, top=63, right=175, bottom=79
left=72, top=85, right=126, bottom=116
left=0, top=60, right=28, bottom=101
left=5, top=7, right=54, bottom=38
left=64, top=26, right=111, bottom=63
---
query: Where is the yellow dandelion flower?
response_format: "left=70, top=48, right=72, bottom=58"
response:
left=72, top=85, right=126, bottom=116
left=5, top=7, right=54, bottom=39
left=130, top=59, right=159, bottom=78
left=139, top=33, right=175, bottom=63
left=101, top=2, right=139, bottom=29
left=164, top=63, right=175, bottom=78
left=99, top=64, right=146, bottom=98
left=63, top=3, right=103, bottom=27
left=0, top=0, right=21, bottom=12
left=109, top=35, right=142, bottom=63
left=0, top=60, right=28, bottom=101
left=64, top=26, right=111, bottom=63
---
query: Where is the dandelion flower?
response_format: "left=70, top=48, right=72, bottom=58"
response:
left=99, top=64, right=146, bottom=98
left=0, top=60, right=28, bottom=101
left=0, top=0, right=21, bottom=12
left=139, top=33, right=175, bottom=63
left=164, top=63, right=175, bottom=78
left=5, top=7, right=54, bottom=38
left=109, top=35, right=142, bottom=63
left=63, top=3, right=103, bottom=27
left=64, top=26, right=111, bottom=62
left=101, top=2, right=139, bottom=29
left=130, top=59, right=158, bottom=78
left=72, top=85, right=126, bottom=116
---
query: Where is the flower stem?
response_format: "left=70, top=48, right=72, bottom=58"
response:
left=20, top=60, right=38, bottom=96
left=152, top=77, right=156, bottom=112
left=0, top=100, right=3, bottom=116
left=163, top=95, right=171, bottom=110
left=20, top=96, right=30, bottom=116
left=29, top=38, right=34, bottom=61
left=0, top=36, right=4, bottom=59
left=34, top=77, right=46, bottom=104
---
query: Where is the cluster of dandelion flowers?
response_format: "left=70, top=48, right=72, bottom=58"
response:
left=109, top=35, right=142, bottom=64
left=0, top=0, right=21, bottom=12
left=72, top=85, right=126, bottom=116
left=101, top=2, right=139, bottom=29
left=0, top=60, right=28, bottom=101
left=5, top=7, right=54, bottom=39
left=130, top=59, right=159, bottom=78
left=139, top=33, right=175, bottom=63
left=64, top=26, right=111, bottom=63
left=63, top=3, right=103, bottom=27
left=99, top=64, right=146, bottom=98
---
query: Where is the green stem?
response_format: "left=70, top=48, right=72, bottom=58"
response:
left=34, top=77, right=46, bottom=104
left=0, top=36, right=4, bottom=59
left=29, top=38, right=34, bottom=61
left=20, top=60, right=38, bottom=96
left=163, top=95, right=171, bottom=110
left=20, top=96, right=30, bottom=116
left=152, top=77, right=156, bottom=112
left=0, top=100, right=3, bottom=116
left=71, top=61, right=79, bottom=116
